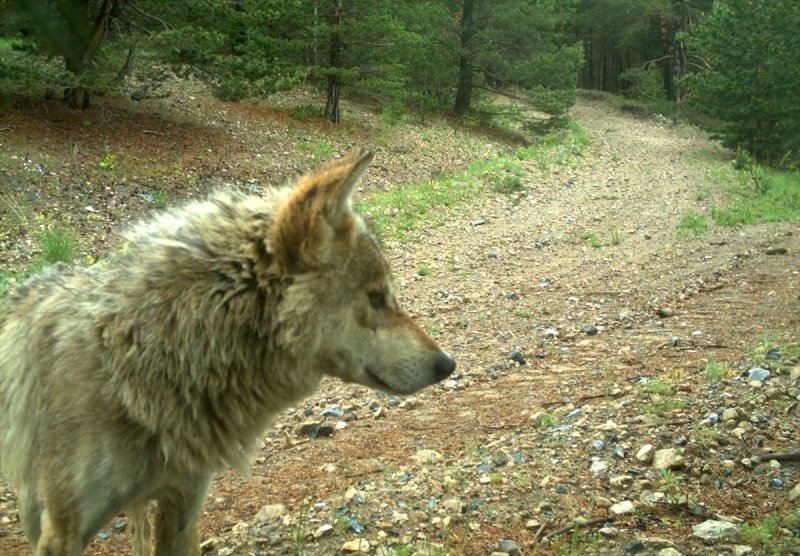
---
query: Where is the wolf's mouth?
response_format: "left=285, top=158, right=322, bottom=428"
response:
left=365, top=366, right=395, bottom=393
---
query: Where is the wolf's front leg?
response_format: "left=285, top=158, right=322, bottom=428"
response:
left=152, top=474, right=212, bottom=556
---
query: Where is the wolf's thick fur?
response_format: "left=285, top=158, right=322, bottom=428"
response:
left=0, top=148, right=455, bottom=556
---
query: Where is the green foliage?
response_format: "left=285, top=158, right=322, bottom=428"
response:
left=39, top=223, right=76, bottom=265
left=683, top=0, right=800, bottom=165
left=640, top=378, right=672, bottom=395
left=711, top=165, right=800, bottom=226
left=581, top=231, right=601, bottom=248
left=675, top=210, right=708, bottom=238
left=619, top=66, right=664, bottom=101
left=154, top=190, right=168, bottom=208
left=740, top=511, right=800, bottom=555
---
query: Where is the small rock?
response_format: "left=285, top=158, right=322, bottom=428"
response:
left=412, top=449, right=443, bottom=464
left=254, top=504, right=288, bottom=523
left=590, top=460, right=609, bottom=474
left=443, top=379, right=459, bottom=390
left=691, top=519, right=739, bottom=542
left=652, top=448, right=685, bottom=470
left=496, top=539, right=522, bottom=556
left=563, top=408, right=583, bottom=420
left=341, top=538, right=370, bottom=553
left=610, top=475, right=633, bottom=488
left=623, top=539, right=645, bottom=553
left=658, top=549, right=682, bottom=556
left=656, top=307, right=675, bottom=318
left=348, top=517, right=365, bottom=534
left=314, top=523, right=334, bottom=538
left=610, top=500, right=636, bottom=515
left=789, top=482, right=800, bottom=501
left=581, top=325, right=598, bottom=335
left=443, top=499, right=463, bottom=514
left=721, top=408, right=739, bottom=421
left=594, top=496, right=613, bottom=508
left=732, top=545, right=754, bottom=555
left=319, top=405, right=344, bottom=418
left=598, top=526, right=619, bottom=538
left=636, top=444, right=654, bottom=463
left=509, top=349, right=527, bottom=365
left=747, top=367, right=770, bottom=381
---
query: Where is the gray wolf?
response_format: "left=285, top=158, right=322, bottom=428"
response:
left=0, top=148, right=455, bottom=556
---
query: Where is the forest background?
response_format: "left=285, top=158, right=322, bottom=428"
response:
left=1, top=0, right=798, bottom=168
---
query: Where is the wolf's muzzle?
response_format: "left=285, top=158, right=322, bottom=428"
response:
left=435, top=352, right=457, bottom=381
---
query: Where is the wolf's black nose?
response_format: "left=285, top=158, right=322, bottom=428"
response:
left=435, top=352, right=456, bottom=381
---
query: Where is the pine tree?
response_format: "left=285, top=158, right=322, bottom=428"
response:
left=683, top=0, right=800, bottom=165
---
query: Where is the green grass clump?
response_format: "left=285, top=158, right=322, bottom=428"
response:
left=640, top=378, right=672, bottom=395
left=675, top=210, right=709, bottom=238
left=712, top=166, right=800, bottom=225
left=581, top=231, right=602, bottom=248
left=740, top=511, right=800, bottom=555
left=39, top=225, right=76, bottom=265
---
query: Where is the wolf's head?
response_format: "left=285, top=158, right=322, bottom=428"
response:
left=272, top=148, right=455, bottom=395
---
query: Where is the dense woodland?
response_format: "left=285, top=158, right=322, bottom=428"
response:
left=1, top=0, right=798, bottom=166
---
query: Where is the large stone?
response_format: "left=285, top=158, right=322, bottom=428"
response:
left=412, top=449, right=443, bottom=464
left=636, top=444, right=654, bottom=463
left=789, top=482, right=800, bottom=501
left=691, top=519, right=739, bottom=542
left=652, top=448, right=685, bottom=470
left=610, top=500, right=636, bottom=515
left=253, top=504, right=288, bottom=523
left=341, top=538, right=370, bottom=553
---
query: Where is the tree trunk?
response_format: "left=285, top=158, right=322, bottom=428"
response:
left=453, top=0, right=474, bottom=116
left=325, top=79, right=340, bottom=123
left=324, top=0, right=343, bottom=123
left=62, top=0, right=115, bottom=109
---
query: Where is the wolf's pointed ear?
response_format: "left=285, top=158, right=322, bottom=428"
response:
left=272, top=148, right=374, bottom=272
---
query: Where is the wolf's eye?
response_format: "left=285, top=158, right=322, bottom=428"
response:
left=368, top=290, right=387, bottom=310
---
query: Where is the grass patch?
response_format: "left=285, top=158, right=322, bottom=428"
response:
left=640, top=378, right=672, bottom=395
left=39, top=224, right=76, bottom=265
left=358, top=122, right=587, bottom=242
left=675, top=210, right=709, bottom=238
left=711, top=165, right=800, bottom=225
left=531, top=413, right=558, bottom=428
left=749, top=338, right=800, bottom=373
left=154, top=189, right=168, bottom=208
left=639, top=399, right=687, bottom=414
left=417, top=266, right=431, bottom=276
left=581, top=231, right=602, bottom=248
left=705, top=357, right=734, bottom=382
left=740, top=511, right=800, bottom=555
